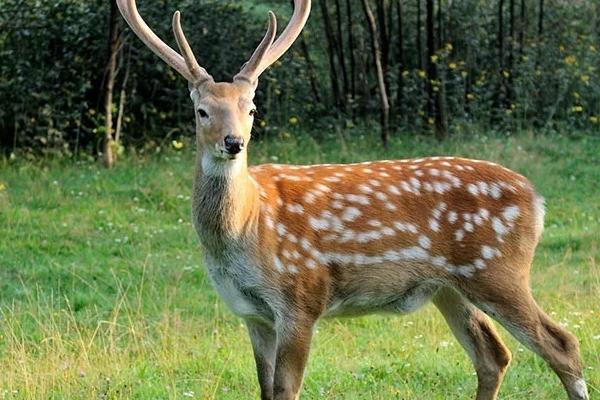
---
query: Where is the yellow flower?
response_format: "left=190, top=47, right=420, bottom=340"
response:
left=0, top=182, right=6, bottom=192
left=259, top=120, right=267, bottom=128
left=573, top=91, right=580, bottom=99
left=417, top=70, right=427, bottom=78
left=580, top=74, right=590, bottom=83
left=427, top=117, right=434, bottom=125
left=466, top=93, right=476, bottom=101
left=171, top=140, right=184, bottom=150
left=502, top=70, right=510, bottom=78
left=590, top=116, right=599, bottom=124
left=444, top=43, right=453, bottom=51
left=461, top=71, right=468, bottom=78
left=288, top=116, right=299, bottom=125
left=448, top=62, right=457, bottom=70
left=571, top=105, right=583, bottom=113
left=559, top=45, right=565, bottom=52
left=430, top=54, right=439, bottom=63
left=564, top=55, right=577, bottom=65
left=402, top=70, right=409, bottom=77
left=275, top=89, right=282, bottom=96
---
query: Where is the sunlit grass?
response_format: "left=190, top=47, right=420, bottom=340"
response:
left=0, top=129, right=598, bottom=399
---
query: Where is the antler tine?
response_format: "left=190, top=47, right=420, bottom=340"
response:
left=116, top=0, right=212, bottom=83
left=235, top=0, right=311, bottom=84
left=234, top=11, right=277, bottom=83
left=172, top=11, right=211, bottom=83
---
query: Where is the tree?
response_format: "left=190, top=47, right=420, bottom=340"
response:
left=426, top=0, right=447, bottom=139
left=319, top=0, right=342, bottom=109
left=102, top=0, right=123, bottom=168
left=362, top=0, right=390, bottom=147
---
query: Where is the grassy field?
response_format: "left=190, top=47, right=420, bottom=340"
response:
left=0, top=129, right=599, bottom=399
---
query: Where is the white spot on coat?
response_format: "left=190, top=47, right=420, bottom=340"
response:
left=286, top=203, right=304, bottom=214
left=342, top=207, right=362, bottom=222
left=467, top=183, right=479, bottom=196
left=274, top=256, right=285, bottom=272
left=447, top=211, right=458, bottom=224
left=419, top=235, right=431, bottom=249
left=502, top=205, right=520, bottom=221
left=481, top=245, right=498, bottom=260
left=429, top=218, right=440, bottom=232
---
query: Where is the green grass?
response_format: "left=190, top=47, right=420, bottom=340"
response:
left=0, top=129, right=599, bottom=399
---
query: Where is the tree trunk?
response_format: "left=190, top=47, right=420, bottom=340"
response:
left=115, top=43, right=132, bottom=146
left=361, top=0, right=390, bottom=148
left=334, top=0, right=349, bottom=108
left=377, top=0, right=390, bottom=73
left=377, top=0, right=392, bottom=108
left=396, top=0, right=405, bottom=116
left=319, top=0, right=342, bottom=109
left=103, top=0, right=122, bottom=169
left=426, top=0, right=447, bottom=139
left=299, top=33, right=322, bottom=105
left=538, top=0, right=544, bottom=37
left=518, top=0, right=525, bottom=56
left=437, top=0, right=443, bottom=48
left=496, top=0, right=508, bottom=110
left=417, top=0, right=423, bottom=70
left=345, top=0, right=357, bottom=105
left=508, top=0, right=515, bottom=100
left=498, top=0, right=505, bottom=69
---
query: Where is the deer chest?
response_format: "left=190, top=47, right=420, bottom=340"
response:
left=204, top=254, right=273, bottom=321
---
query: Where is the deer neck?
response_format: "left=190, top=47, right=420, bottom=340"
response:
left=192, top=148, right=260, bottom=251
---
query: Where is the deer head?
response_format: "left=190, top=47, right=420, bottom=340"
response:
left=116, top=0, right=311, bottom=172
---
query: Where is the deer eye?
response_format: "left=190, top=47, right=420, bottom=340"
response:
left=197, top=108, right=208, bottom=118
left=249, top=109, right=258, bottom=117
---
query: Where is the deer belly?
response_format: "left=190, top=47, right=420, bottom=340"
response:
left=325, top=282, right=439, bottom=317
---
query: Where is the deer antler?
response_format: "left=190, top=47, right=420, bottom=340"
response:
left=116, top=0, right=212, bottom=83
left=235, top=0, right=312, bottom=84
left=117, top=0, right=310, bottom=84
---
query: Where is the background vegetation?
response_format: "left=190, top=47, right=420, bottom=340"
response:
left=0, top=0, right=599, bottom=159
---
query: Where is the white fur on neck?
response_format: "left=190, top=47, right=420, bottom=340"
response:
left=202, top=151, right=244, bottom=178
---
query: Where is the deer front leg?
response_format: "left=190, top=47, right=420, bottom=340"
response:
left=246, top=319, right=277, bottom=400
left=272, top=319, right=316, bottom=400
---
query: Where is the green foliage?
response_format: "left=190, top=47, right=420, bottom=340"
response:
left=0, top=0, right=599, bottom=155
left=0, top=0, right=312, bottom=155
left=0, top=129, right=599, bottom=398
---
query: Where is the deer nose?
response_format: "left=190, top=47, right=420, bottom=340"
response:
left=223, top=135, right=244, bottom=155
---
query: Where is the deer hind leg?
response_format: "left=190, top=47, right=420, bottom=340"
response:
left=473, top=283, right=588, bottom=400
left=433, top=287, right=512, bottom=400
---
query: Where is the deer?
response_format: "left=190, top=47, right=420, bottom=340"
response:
left=115, top=0, right=589, bottom=399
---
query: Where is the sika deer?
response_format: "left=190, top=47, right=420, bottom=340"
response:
left=116, top=1, right=589, bottom=399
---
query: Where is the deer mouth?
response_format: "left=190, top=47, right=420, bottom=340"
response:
left=212, top=145, right=239, bottom=161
